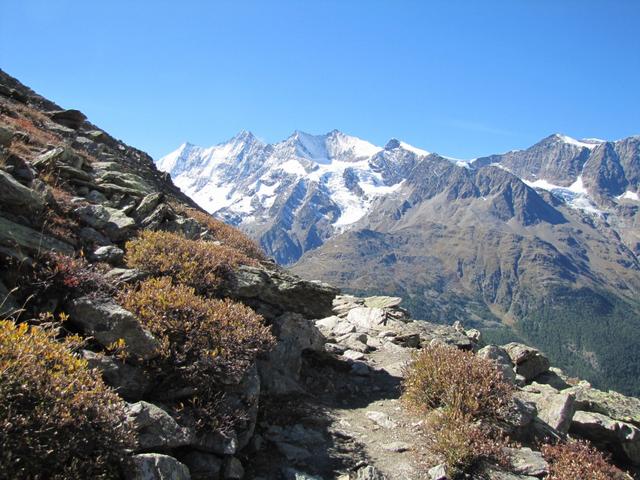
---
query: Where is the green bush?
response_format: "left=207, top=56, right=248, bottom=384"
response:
left=0, top=320, right=134, bottom=479
left=119, top=276, right=274, bottom=430
left=125, top=230, right=257, bottom=293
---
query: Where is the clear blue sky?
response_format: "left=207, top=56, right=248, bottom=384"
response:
left=1, top=1, right=638, bottom=160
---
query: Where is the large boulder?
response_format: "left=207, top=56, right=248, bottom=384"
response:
left=0, top=169, right=45, bottom=213
left=225, top=265, right=338, bottom=320
left=571, top=411, right=640, bottom=465
left=74, top=204, right=137, bottom=241
left=347, top=307, right=388, bottom=332
left=477, top=345, right=516, bottom=383
left=258, top=312, right=324, bottom=394
left=128, top=454, right=191, bottom=480
left=518, top=383, right=576, bottom=434
left=567, top=385, right=640, bottom=426
left=503, top=343, right=550, bottom=382
left=126, top=401, right=193, bottom=450
left=67, top=297, right=159, bottom=360
left=0, top=215, right=74, bottom=259
left=180, top=452, right=222, bottom=480
left=48, top=109, right=87, bottom=129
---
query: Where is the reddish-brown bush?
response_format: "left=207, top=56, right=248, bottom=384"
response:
left=0, top=320, right=134, bottom=479
left=542, top=440, right=628, bottom=480
left=175, top=206, right=266, bottom=260
left=125, top=230, right=257, bottom=293
left=119, top=276, right=274, bottom=430
left=402, top=344, right=515, bottom=420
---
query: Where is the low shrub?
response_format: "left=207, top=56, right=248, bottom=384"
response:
left=425, top=410, right=507, bottom=475
left=119, top=276, right=274, bottom=430
left=125, top=230, right=257, bottom=293
left=542, top=440, right=628, bottom=480
left=402, top=344, right=514, bottom=420
left=402, top=344, right=515, bottom=477
left=0, top=320, right=134, bottom=479
left=174, top=206, right=266, bottom=260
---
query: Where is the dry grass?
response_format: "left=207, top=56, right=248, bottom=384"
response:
left=542, top=440, right=628, bottom=480
left=0, top=320, right=134, bottom=479
left=125, top=230, right=258, bottom=294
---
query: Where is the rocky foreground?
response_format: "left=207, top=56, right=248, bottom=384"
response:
left=1, top=69, right=639, bottom=480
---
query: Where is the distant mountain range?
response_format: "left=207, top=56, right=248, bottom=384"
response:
left=158, top=130, right=640, bottom=395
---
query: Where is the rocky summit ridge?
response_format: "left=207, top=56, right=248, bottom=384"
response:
left=1, top=69, right=640, bottom=480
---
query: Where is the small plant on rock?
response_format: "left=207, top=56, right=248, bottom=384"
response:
left=125, top=230, right=257, bottom=294
left=0, top=319, right=134, bottom=479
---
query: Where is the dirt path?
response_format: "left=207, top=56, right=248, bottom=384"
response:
left=245, top=340, right=435, bottom=480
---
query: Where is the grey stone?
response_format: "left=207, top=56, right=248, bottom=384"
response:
left=128, top=454, right=191, bottom=480
left=347, top=307, right=388, bottom=331
left=428, top=464, right=448, bottom=480
left=477, top=345, right=516, bottom=383
left=282, top=469, right=324, bottom=480
left=519, top=383, right=576, bottom=433
left=223, top=457, right=244, bottom=479
left=503, top=343, right=550, bottom=382
left=333, top=321, right=357, bottom=336
left=382, top=441, right=410, bottom=452
left=79, top=226, right=112, bottom=246
left=366, top=411, right=397, bottom=429
left=315, top=315, right=340, bottom=331
left=363, top=296, right=402, bottom=309
left=275, top=441, right=312, bottom=461
left=126, top=401, right=193, bottom=450
left=355, top=466, right=386, bottom=480
left=566, top=384, right=640, bottom=426
left=81, top=350, right=150, bottom=401
left=351, top=361, right=370, bottom=376
left=226, top=265, right=338, bottom=319
left=95, top=170, right=152, bottom=195
left=74, top=204, right=137, bottom=241
left=193, top=431, right=238, bottom=455
left=0, top=169, right=45, bottom=213
left=571, top=410, right=640, bottom=465
left=103, top=268, right=149, bottom=286
left=504, top=447, right=549, bottom=476
left=91, top=245, right=124, bottom=264
left=258, top=312, right=324, bottom=394
left=134, top=193, right=163, bottom=219
left=181, top=452, right=222, bottom=480
left=0, top=215, right=74, bottom=257
left=343, top=349, right=366, bottom=361
left=49, top=109, right=86, bottom=129
left=67, top=297, right=159, bottom=360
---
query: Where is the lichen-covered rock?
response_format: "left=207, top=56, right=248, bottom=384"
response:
left=226, top=265, right=338, bottom=320
left=74, top=204, right=137, bottom=241
left=67, top=297, right=159, bottom=360
left=567, top=385, right=640, bottom=426
left=128, top=454, right=191, bottom=480
left=503, top=447, right=549, bottom=476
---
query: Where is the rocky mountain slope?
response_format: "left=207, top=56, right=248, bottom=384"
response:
left=2, top=70, right=640, bottom=479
